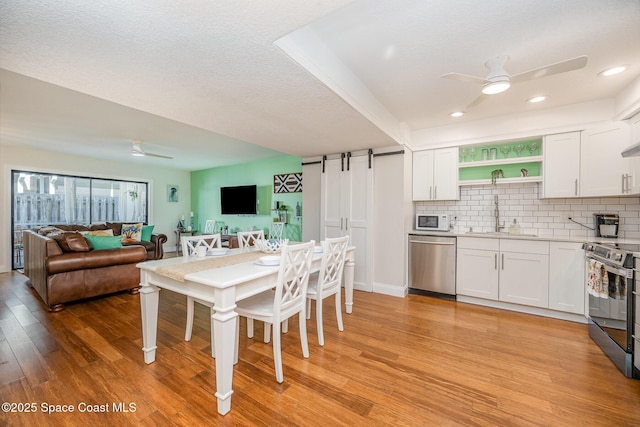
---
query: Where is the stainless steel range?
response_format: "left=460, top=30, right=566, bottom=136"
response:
left=583, top=241, right=638, bottom=378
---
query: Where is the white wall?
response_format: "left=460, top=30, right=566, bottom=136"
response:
left=372, top=151, right=407, bottom=296
left=416, top=182, right=640, bottom=240
left=0, top=145, right=190, bottom=272
left=301, top=161, right=321, bottom=242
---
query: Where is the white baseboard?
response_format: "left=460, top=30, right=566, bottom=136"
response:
left=372, top=281, right=407, bottom=298
left=456, top=295, right=588, bottom=324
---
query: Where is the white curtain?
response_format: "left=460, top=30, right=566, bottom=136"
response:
left=64, top=177, right=76, bottom=224
left=118, top=183, right=143, bottom=222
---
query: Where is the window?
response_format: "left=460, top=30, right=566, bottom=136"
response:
left=11, top=170, right=148, bottom=270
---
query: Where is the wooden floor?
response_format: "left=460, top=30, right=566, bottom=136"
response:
left=1, top=271, right=639, bottom=426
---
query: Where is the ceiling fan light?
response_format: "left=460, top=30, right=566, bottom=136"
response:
left=482, top=80, right=511, bottom=95
left=598, top=65, right=628, bottom=77
left=450, top=111, right=464, bottom=118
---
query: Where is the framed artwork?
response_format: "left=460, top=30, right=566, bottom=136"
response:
left=167, top=185, right=179, bottom=202
left=274, top=173, right=302, bottom=193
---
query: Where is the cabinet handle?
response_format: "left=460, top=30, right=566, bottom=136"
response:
left=627, top=174, right=632, bottom=193
left=345, top=218, right=348, bottom=230
left=434, top=186, right=437, bottom=200
left=494, top=253, right=497, bottom=270
left=574, top=179, right=578, bottom=196
left=501, top=253, right=504, bottom=270
left=429, top=186, right=433, bottom=200
left=622, top=174, right=626, bottom=193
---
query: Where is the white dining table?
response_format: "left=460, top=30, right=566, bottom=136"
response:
left=136, top=245, right=355, bottom=415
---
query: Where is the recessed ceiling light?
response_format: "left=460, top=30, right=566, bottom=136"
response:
left=450, top=111, right=464, bottom=118
left=598, top=65, right=628, bottom=77
left=527, top=96, right=546, bottom=103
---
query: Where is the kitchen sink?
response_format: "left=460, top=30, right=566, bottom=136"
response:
left=465, top=231, right=538, bottom=237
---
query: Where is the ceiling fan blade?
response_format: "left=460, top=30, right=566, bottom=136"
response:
left=466, top=93, right=489, bottom=109
left=441, top=72, right=487, bottom=84
left=510, top=55, right=588, bottom=83
left=143, top=152, right=173, bottom=159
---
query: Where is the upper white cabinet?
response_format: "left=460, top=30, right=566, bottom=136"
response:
left=581, top=122, right=633, bottom=196
left=412, top=148, right=458, bottom=201
left=543, top=132, right=581, bottom=198
left=321, top=155, right=372, bottom=292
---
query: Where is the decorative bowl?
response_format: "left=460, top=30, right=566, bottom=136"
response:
left=254, top=238, right=288, bottom=253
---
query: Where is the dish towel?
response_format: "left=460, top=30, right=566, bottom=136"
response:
left=599, top=265, right=609, bottom=298
left=587, top=259, right=601, bottom=297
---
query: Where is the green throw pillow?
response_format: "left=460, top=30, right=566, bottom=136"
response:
left=85, top=234, right=123, bottom=250
left=141, top=225, right=154, bottom=242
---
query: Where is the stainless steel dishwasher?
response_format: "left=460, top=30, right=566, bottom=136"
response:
left=408, top=234, right=456, bottom=299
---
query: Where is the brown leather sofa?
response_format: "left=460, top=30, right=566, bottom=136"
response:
left=48, top=222, right=167, bottom=260
left=23, top=224, right=166, bottom=311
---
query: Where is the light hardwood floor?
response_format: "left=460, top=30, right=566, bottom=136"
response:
left=1, top=270, right=639, bottom=426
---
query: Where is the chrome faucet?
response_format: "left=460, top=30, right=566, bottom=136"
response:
left=494, top=195, right=505, bottom=232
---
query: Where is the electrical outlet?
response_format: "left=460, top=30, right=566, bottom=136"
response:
left=560, top=212, right=571, bottom=221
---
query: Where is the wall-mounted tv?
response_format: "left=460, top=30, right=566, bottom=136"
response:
left=220, top=185, right=257, bottom=215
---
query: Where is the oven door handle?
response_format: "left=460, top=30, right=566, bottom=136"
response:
left=601, top=263, right=632, bottom=277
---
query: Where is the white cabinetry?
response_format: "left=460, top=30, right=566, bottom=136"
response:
left=581, top=122, right=633, bottom=196
left=321, top=155, right=372, bottom=291
left=543, top=132, right=581, bottom=198
left=548, top=242, right=585, bottom=315
left=498, top=240, right=549, bottom=309
left=412, top=148, right=458, bottom=201
left=456, top=237, right=499, bottom=299
left=457, top=237, right=549, bottom=309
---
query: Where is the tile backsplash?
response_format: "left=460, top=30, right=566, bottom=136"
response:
left=415, top=182, right=640, bottom=239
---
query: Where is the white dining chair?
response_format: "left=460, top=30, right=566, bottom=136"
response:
left=203, top=220, right=215, bottom=234
left=306, top=235, right=349, bottom=346
left=235, top=240, right=315, bottom=383
left=181, top=234, right=222, bottom=356
left=269, top=222, right=285, bottom=240
left=237, top=230, right=265, bottom=249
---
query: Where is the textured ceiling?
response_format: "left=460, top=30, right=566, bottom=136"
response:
left=1, top=0, right=639, bottom=170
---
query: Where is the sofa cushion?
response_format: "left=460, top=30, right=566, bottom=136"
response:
left=141, top=225, right=154, bottom=242
left=121, top=223, right=143, bottom=243
left=89, top=223, right=109, bottom=231
left=85, top=229, right=114, bottom=236
left=51, top=224, right=90, bottom=232
left=51, top=232, right=91, bottom=252
left=106, top=222, right=123, bottom=235
left=85, top=234, right=123, bottom=250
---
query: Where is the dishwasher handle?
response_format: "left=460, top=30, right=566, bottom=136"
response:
left=409, top=240, right=456, bottom=246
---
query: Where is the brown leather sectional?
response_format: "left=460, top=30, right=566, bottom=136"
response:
left=23, top=223, right=167, bottom=312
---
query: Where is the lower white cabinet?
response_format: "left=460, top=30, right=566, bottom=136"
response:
left=498, top=240, right=549, bottom=308
left=456, top=238, right=499, bottom=299
left=548, top=242, right=585, bottom=315
left=457, top=237, right=550, bottom=310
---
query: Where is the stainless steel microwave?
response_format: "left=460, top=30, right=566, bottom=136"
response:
left=416, top=214, right=450, bottom=231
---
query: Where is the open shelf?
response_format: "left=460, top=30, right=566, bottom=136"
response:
left=458, top=155, right=542, bottom=168
left=459, top=176, right=542, bottom=186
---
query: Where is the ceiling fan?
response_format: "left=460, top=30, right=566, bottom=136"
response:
left=442, top=55, right=588, bottom=109
left=131, top=140, right=173, bottom=159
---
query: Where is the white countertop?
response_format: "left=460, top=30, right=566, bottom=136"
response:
left=408, top=230, right=640, bottom=245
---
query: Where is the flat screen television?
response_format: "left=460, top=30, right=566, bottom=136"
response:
left=220, top=185, right=257, bottom=215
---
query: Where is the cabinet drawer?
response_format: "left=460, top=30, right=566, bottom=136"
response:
left=457, top=237, right=499, bottom=251
left=500, top=239, right=549, bottom=255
